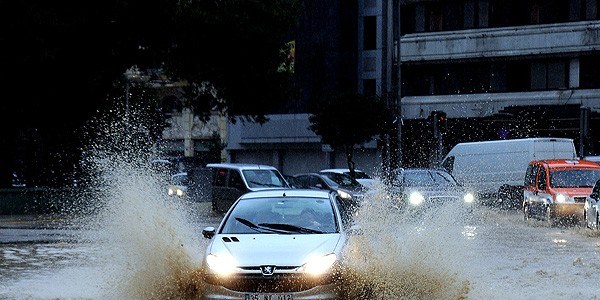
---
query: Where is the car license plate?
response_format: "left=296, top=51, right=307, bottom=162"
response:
left=244, top=293, right=293, bottom=300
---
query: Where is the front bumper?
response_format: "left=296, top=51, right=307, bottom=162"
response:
left=552, top=203, right=584, bottom=218
left=202, top=281, right=341, bottom=300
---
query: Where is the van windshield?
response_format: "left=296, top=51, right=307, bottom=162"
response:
left=549, top=169, right=600, bottom=188
left=242, top=170, right=288, bottom=188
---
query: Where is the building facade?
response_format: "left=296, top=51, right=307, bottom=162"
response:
left=226, top=0, right=600, bottom=175
left=360, top=0, right=600, bottom=166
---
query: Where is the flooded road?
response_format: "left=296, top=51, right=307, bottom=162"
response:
left=2, top=202, right=600, bottom=300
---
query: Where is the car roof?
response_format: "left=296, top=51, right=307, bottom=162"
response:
left=239, top=189, right=332, bottom=200
left=533, top=159, right=600, bottom=169
left=206, top=163, right=279, bottom=171
left=320, top=168, right=365, bottom=173
left=398, top=168, right=449, bottom=173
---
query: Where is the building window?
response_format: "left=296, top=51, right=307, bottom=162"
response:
left=580, top=55, right=600, bottom=88
left=363, top=16, right=377, bottom=50
left=531, top=61, right=568, bottom=90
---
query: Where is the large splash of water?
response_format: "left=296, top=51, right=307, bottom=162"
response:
left=69, top=105, right=477, bottom=299
left=340, top=179, right=473, bottom=299
left=74, top=107, right=207, bottom=299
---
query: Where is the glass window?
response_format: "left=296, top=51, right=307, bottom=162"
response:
left=321, top=172, right=362, bottom=189
left=402, top=170, right=435, bottom=187
left=442, top=156, right=455, bottom=173
left=524, top=164, right=537, bottom=186
left=432, top=171, right=459, bottom=186
left=220, top=197, right=338, bottom=234
left=363, top=16, right=377, bottom=50
left=171, top=174, right=189, bottom=186
left=214, top=169, right=227, bottom=187
left=228, top=170, right=245, bottom=190
left=242, top=170, right=287, bottom=188
left=537, top=167, right=547, bottom=190
left=549, top=169, right=600, bottom=188
left=344, top=171, right=371, bottom=180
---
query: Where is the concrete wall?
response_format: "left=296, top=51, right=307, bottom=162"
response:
left=401, top=21, right=600, bottom=61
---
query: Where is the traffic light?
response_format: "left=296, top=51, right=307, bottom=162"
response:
left=431, top=110, right=447, bottom=135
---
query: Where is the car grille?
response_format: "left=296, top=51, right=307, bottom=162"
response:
left=574, top=197, right=586, bottom=203
left=428, top=196, right=460, bottom=204
left=205, top=273, right=338, bottom=293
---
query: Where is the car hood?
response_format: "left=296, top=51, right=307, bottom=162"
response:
left=208, top=233, right=341, bottom=267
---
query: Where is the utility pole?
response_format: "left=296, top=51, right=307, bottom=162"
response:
left=394, top=0, right=402, bottom=169
left=580, top=105, right=590, bottom=158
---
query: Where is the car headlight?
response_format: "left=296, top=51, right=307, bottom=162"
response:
left=464, top=192, right=475, bottom=203
left=409, top=192, right=425, bottom=206
left=167, top=188, right=174, bottom=196
left=206, top=253, right=237, bottom=276
left=337, top=190, right=352, bottom=199
left=299, top=253, right=337, bottom=275
left=176, top=189, right=184, bottom=197
left=555, top=193, right=568, bottom=203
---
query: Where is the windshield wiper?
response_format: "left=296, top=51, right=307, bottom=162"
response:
left=235, top=218, right=289, bottom=234
left=258, top=223, right=324, bottom=234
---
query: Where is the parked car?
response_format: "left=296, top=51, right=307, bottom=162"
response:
left=583, top=179, right=600, bottom=229
left=206, top=163, right=291, bottom=213
left=320, top=168, right=375, bottom=189
left=390, top=168, right=476, bottom=214
left=200, top=189, right=357, bottom=299
left=523, top=159, right=600, bottom=224
left=167, top=172, right=189, bottom=199
left=292, top=172, right=365, bottom=206
left=441, top=138, right=576, bottom=208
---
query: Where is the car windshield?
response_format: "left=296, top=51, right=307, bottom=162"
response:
left=321, top=172, right=362, bottom=189
left=171, top=174, right=188, bottom=186
left=242, top=170, right=288, bottom=188
left=343, top=171, right=372, bottom=179
left=399, top=170, right=458, bottom=187
left=220, top=197, right=338, bottom=234
left=549, top=169, right=600, bottom=188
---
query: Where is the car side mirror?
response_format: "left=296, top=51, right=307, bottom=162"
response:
left=348, top=224, right=363, bottom=236
left=202, top=226, right=216, bottom=239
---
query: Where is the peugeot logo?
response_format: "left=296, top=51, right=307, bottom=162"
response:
left=260, top=265, right=276, bottom=276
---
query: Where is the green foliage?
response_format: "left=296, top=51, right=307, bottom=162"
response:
left=308, top=93, right=393, bottom=151
left=0, top=0, right=301, bottom=187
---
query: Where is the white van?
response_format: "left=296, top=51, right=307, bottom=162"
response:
left=441, top=138, right=576, bottom=207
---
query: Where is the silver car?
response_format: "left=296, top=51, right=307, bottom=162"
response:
left=583, top=179, right=600, bottom=228
left=200, top=189, right=354, bottom=300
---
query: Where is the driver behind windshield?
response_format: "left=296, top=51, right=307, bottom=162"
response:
left=220, top=197, right=337, bottom=234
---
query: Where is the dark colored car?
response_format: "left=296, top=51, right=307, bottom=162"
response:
left=390, top=168, right=476, bottom=213
left=206, top=163, right=291, bottom=213
left=292, top=172, right=365, bottom=205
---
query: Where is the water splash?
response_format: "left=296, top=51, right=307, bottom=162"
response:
left=75, top=107, right=207, bottom=299
left=340, top=178, right=472, bottom=299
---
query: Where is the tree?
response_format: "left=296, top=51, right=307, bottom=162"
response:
left=308, top=93, right=393, bottom=178
left=0, top=0, right=301, bottom=187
